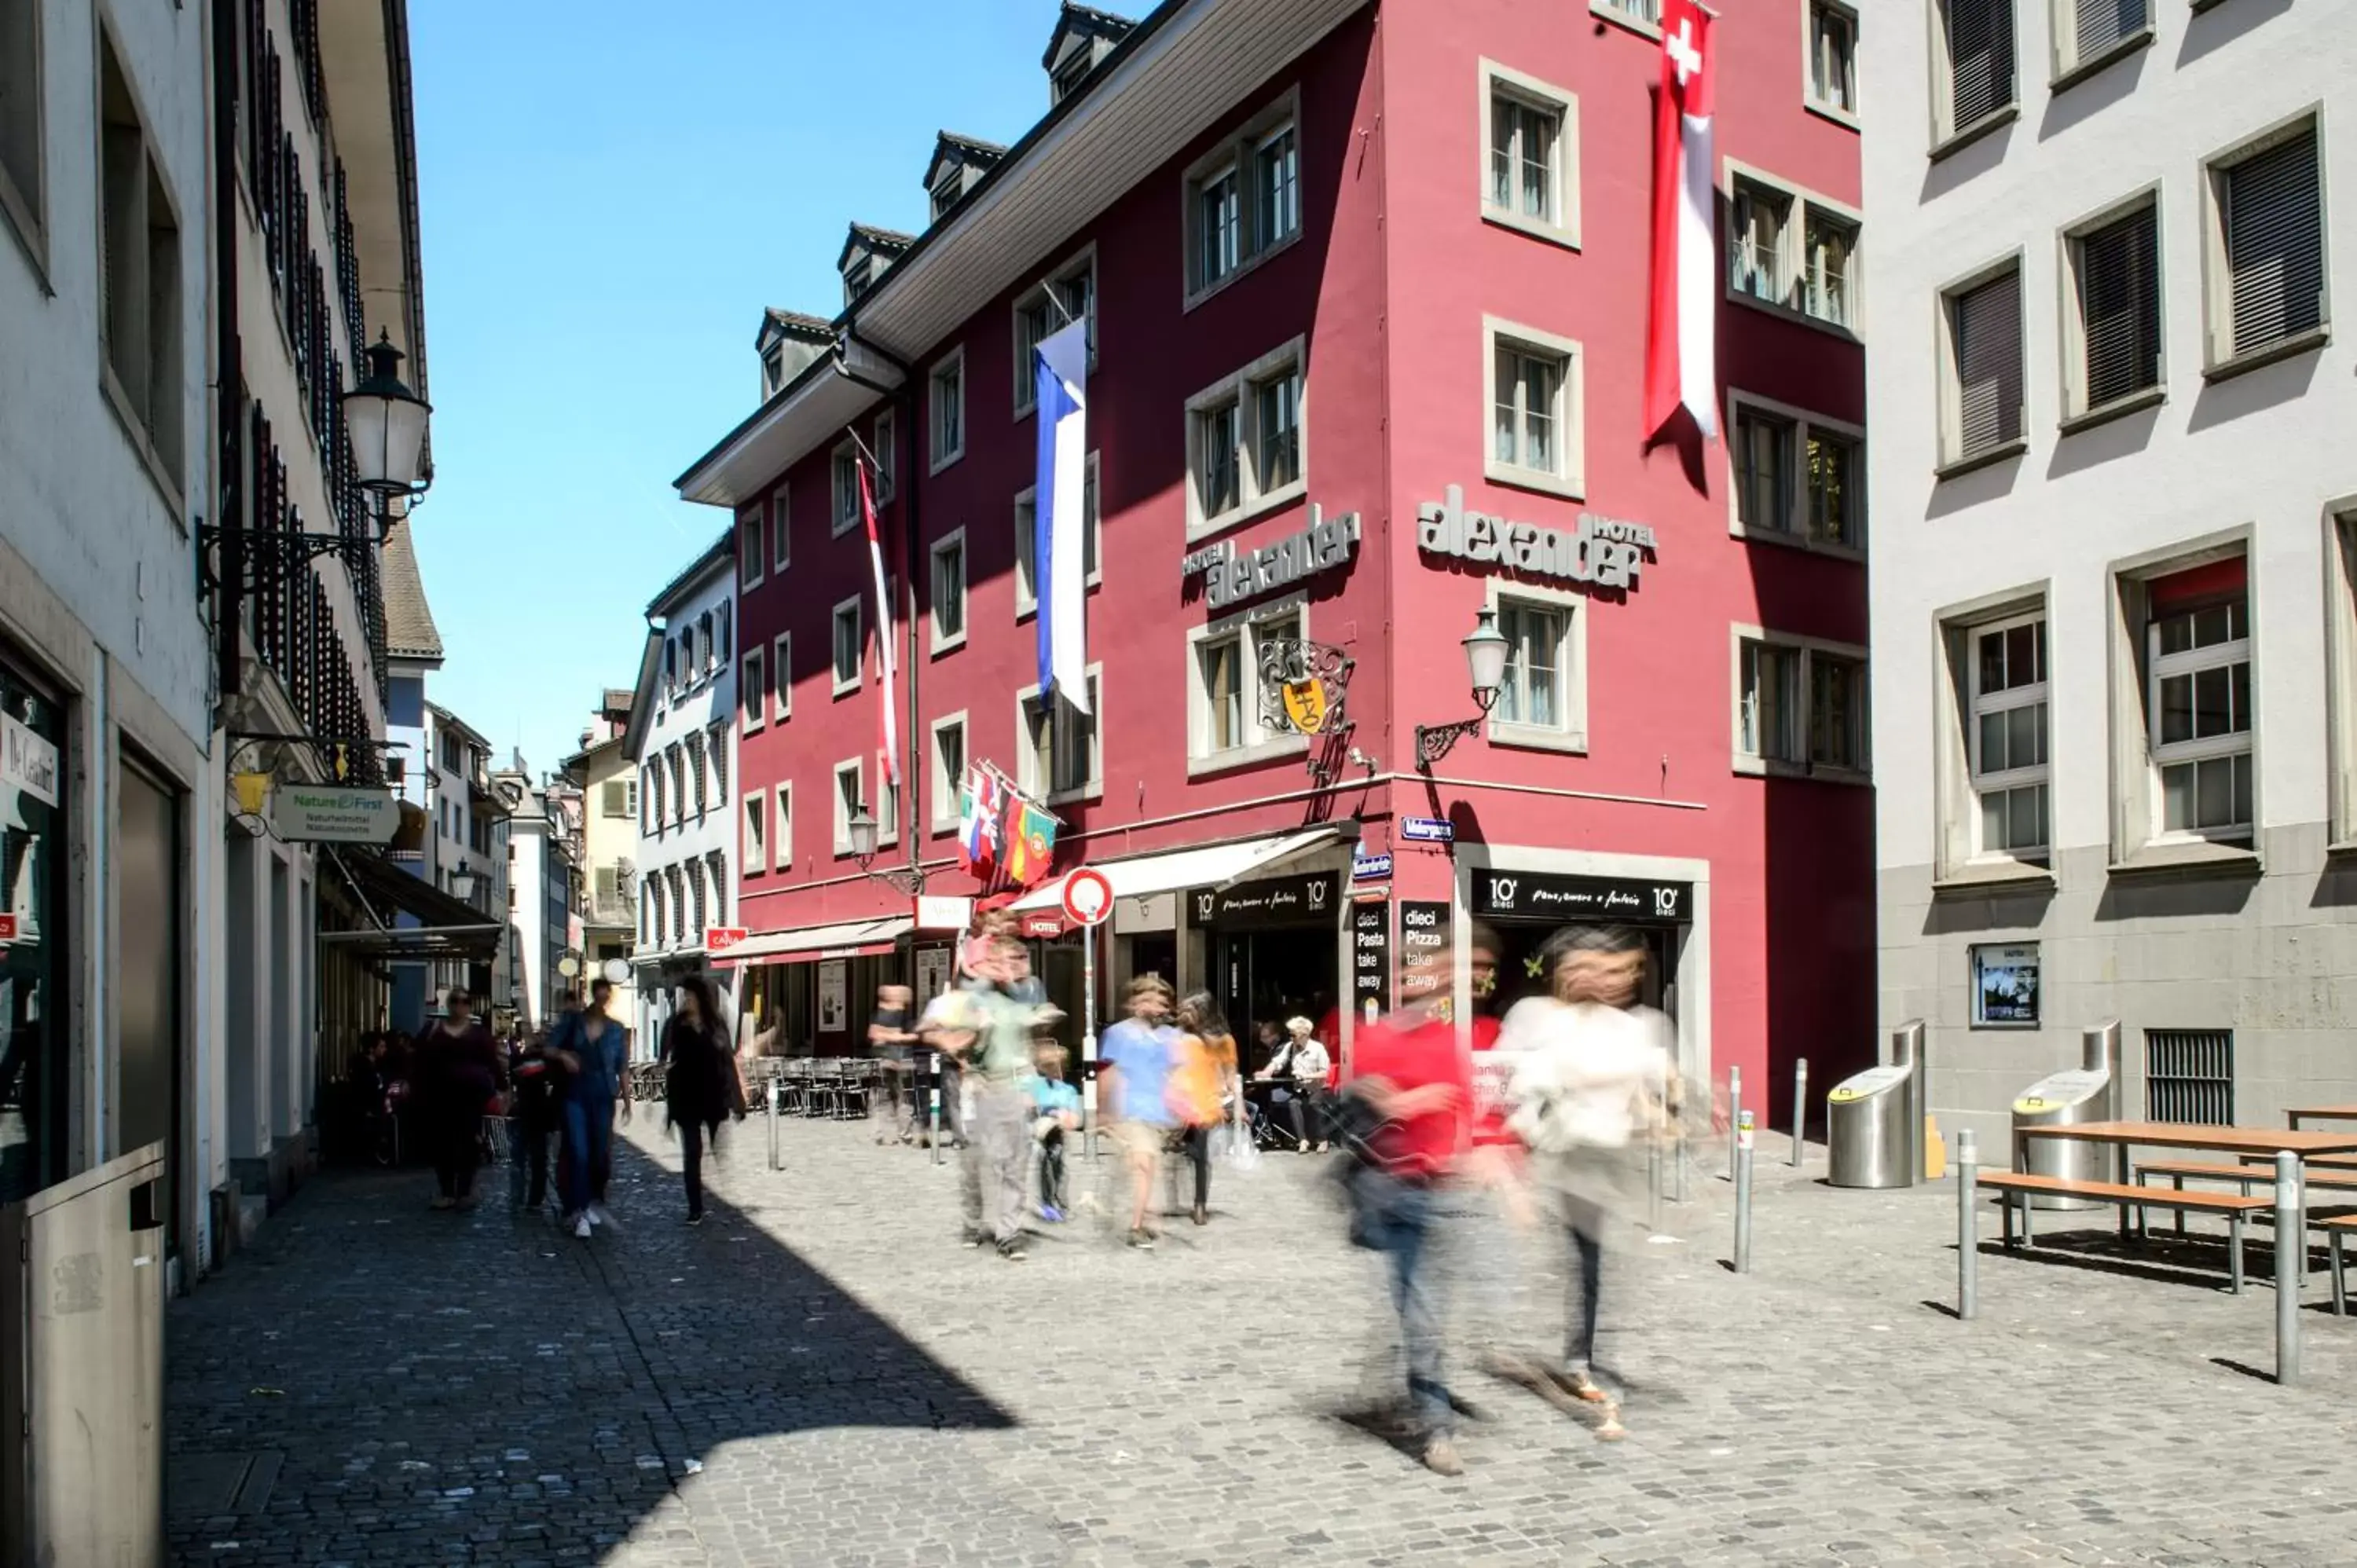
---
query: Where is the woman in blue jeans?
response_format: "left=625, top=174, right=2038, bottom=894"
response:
left=552, top=979, right=627, bottom=1240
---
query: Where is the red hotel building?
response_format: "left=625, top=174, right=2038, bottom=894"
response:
left=675, top=0, right=1872, bottom=1120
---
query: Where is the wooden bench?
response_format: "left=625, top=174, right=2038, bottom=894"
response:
left=2329, top=1215, right=2357, bottom=1317
left=1978, top=1171, right=2271, bottom=1293
left=2133, top=1159, right=2357, bottom=1236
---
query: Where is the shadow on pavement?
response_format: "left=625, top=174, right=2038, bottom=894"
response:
left=167, top=1136, right=1010, bottom=1566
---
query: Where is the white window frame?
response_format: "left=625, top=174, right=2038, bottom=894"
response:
left=2058, top=186, right=2165, bottom=428
left=830, top=439, right=861, bottom=537
left=1483, top=316, right=1585, bottom=501
left=873, top=408, right=897, bottom=503
left=768, top=485, right=790, bottom=574
left=1929, top=0, right=2020, bottom=156
left=775, top=781, right=794, bottom=874
left=0, top=0, right=44, bottom=269
left=1723, top=161, right=1862, bottom=339
left=1804, top=0, right=1860, bottom=126
left=1015, top=665, right=1105, bottom=805
left=1182, top=87, right=1305, bottom=312
left=1185, top=339, right=1308, bottom=540
left=709, top=721, right=728, bottom=804
left=743, top=789, right=769, bottom=876
left=739, top=507, right=765, bottom=591
left=2048, top=0, right=2153, bottom=90
left=929, top=527, right=968, bottom=656
left=1724, top=389, right=1867, bottom=557
left=832, top=759, right=864, bottom=856
left=1484, top=580, right=1590, bottom=755
left=771, top=632, right=790, bottom=724
left=667, top=747, right=686, bottom=826
left=1185, top=596, right=1313, bottom=775
left=93, top=22, right=185, bottom=499
left=2146, top=589, right=2255, bottom=847
left=1936, top=251, right=2029, bottom=474
left=1014, top=452, right=1102, bottom=619
left=1590, top=0, right=1662, bottom=40
left=929, top=711, right=969, bottom=836
left=1966, top=609, right=2053, bottom=865
left=929, top=346, right=966, bottom=473
left=1479, top=60, right=1581, bottom=251
left=2328, top=503, right=2357, bottom=850
left=1730, top=625, right=1871, bottom=782
left=1012, top=243, right=1098, bottom=416
left=740, top=646, right=765, bottom=735
left=831, top=596, right=863, bottom=696
left=2198, top=107, right=2331, bottom=379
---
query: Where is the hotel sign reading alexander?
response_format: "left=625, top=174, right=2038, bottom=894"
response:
left=1417, top=485, right=1657, bottom=591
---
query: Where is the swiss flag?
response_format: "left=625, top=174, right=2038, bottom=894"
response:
left=1644, top=0, right=1718, bottom=442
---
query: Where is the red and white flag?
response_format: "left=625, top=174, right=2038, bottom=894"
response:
left=1644, top=0, right=1718, bottom=443
left=858, top=460, right=901, bottom=789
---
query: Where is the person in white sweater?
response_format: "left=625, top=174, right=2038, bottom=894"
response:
left=1501, top=925, right=1679, bottom=1435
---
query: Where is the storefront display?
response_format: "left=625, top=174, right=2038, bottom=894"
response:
left=1, top=651, right=67, bottom=1204
left=1190, top=870, right=1340, bottom=1053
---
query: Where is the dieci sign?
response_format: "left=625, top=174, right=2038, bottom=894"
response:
left=1188, top=872, right=1337, bottom=929
left=1181, top=504, right=1358, bottom=610
left=1417, top=485, right=1656, bottom=591
left=1472, top=869, right=1690, bottom=922
left=270, top=785, right=399, bottom=844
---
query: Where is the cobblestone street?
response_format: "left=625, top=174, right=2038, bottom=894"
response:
left=168, top=1116, right=2357, bottom=1567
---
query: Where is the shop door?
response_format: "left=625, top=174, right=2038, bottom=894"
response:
left=1211, top=928, right=1333, bottom=1052
left=115, top=758, right=181, bottom=1257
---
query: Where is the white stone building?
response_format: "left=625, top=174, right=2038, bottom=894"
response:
left=624, top=537, right=739, bottom=1050
left=1865, top=0, right=2357, bottom=1152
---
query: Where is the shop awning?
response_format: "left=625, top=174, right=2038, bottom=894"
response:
left=318, top=847, right=506, bottom=961
left=1008, top=827, right=1343, bottom=913
left=713, top=915, right=913, bottom=966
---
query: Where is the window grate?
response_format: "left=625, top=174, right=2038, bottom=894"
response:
left=2145, top=1029, right=2233, bottom=1125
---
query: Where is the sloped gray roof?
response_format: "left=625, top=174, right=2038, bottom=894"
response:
left=380, top=518, right=443, bottom=663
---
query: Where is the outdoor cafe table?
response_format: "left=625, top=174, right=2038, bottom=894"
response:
left=2286, top=1105, right=2357, bottom=1130
left=2016, top=1120, right=2357, bottom=1250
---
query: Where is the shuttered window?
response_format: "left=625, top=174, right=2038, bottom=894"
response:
left=2220, top=124, right=2325, bottom=360
left=1944, top=0, right=2015, bottom=134
left=1948, top=268, right=2023, bottom=462
left=2075, top=203, right=2161, bottom=410
left=2069, top=0, right=2146, bottom=66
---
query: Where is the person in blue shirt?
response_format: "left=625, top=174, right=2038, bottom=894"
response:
left=1028, top=1038, right=1083, bottom=1222
left=1097, top=976, right=1178, bottom=1248
left=550, top=979, right=628, bottom=1239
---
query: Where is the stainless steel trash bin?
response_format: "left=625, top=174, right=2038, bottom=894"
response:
left=2010, top=1022, right=2119, bottom=1211
left=1829, top=1021, right=1926, bottom=1189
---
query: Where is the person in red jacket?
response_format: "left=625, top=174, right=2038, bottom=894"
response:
left=409, top=989, right=505, bottom=1211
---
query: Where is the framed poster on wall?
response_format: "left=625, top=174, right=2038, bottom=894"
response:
left=818, top=959, right=849, bottom=1034
left=1970, top=943, right=2040, bottom=1028
left=915, top=947, right=952, bottom=1011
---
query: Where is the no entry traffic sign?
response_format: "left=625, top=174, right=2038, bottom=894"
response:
left=1060, top=868, right=1114, bottom=927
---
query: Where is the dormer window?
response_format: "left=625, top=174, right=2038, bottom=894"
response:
left=1043, top=4, right=1134, bottom=106
left=842, top=255, right=871, bottom=307
left=761, top=344, right=785, bottom=398
left=838, top=225, right=914, bottom=308
left=1052, top=49, right=1097, bottom=102
left=930, top=174, right=962, bottom=224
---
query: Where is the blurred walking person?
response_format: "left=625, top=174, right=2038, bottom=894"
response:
left=1500, top=925, right=1677, bottom=1439
left=552, top=978, right=627, bottom=1240
left=660, top=976, right=736, bottom=1225
left=411, top=989, right=504, bottom=1211
left=1097, top=976, right=1177, bottom=1248
left=507, top=1028, right=567, bottom=1211
left=1342, top=940, right=1475, bottom=1476
left=1028, top=1038, right=1082, bottom=1222
left=948, top=935, right=1040, bottom=1260
left=868, top=983, right=921, bottom=1143
left=1169, top=994, right=1237, bottom=1226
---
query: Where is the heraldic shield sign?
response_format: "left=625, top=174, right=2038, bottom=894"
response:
left=1281, top=676, right=1329, bottom=735
left=1260, top=637, right=1352, bottom=739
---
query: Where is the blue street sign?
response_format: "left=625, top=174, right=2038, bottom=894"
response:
left=1351, top=852, right=1393, bottom=881
left=1400, top=817, right=1455, bottom=844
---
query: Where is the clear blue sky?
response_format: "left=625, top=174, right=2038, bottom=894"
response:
left=405, top=1, right=1064, bottom=776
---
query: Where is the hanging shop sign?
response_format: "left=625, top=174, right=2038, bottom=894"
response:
left=913, top=894, right=974, bottom=932
left=1351, top=899, right=1391, bottom=1016
left=1180, top=504, right=1360, bottom=610
left=1398, top=899, right=1453, bottom=1002
left=706, top=927, right=750, bottom=954
left=1472, top=869, right=1690, bottom=923
left=269, top=785, right=400, bottom=844
left=2, top=713, right=60, bottom=808
left=1188, top=871, right=1338, bottom=929
left=1417, top=485, right=1656, bottom=591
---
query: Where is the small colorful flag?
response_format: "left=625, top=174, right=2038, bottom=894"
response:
left=958, top=768, right=1002, bottom=877
left=1004, top=803, right=1058, bottom=888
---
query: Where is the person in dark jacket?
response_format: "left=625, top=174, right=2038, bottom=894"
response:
left=506, top=1028, right=568, bottom=1210
left=660, top=976, right=736, bottom=1225
left=410, top=990, right=505, bottom=1210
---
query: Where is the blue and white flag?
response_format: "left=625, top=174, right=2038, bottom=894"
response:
left=1033, top=319, right=1091, bottom=714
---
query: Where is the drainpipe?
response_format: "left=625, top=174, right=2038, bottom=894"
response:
left=834, top=324, right=922, bottom=905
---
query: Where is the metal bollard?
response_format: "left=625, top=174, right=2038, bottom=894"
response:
left=1673, top=1119, right=1689, bottom=1204
left=1957, top=1129, right=1978, bottom=1321
left=2275, top=1149, right=2301, bottom=1385
left=929, top=1052, right=944, bottom=1168
left=766, top=1079, right=782, bottom=1171
left=1648, top=1134, right=1664, bottom=1235
left=1727, top=1065, right=1743, bottom=1181
left=1791, top=1059, right=1809, bottom=1167
left=1732, top=1111, right=1755, bottom=1273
